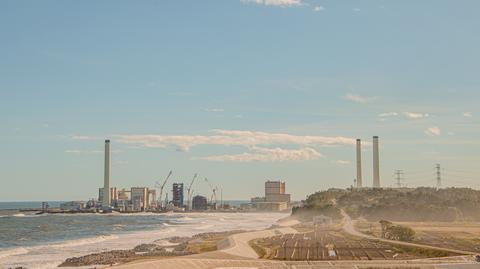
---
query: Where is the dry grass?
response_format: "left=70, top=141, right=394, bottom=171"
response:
left=356, top=220, right=480, bottom=253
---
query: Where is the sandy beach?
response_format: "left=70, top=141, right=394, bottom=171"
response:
left=0, top=212, right=289, bottom=269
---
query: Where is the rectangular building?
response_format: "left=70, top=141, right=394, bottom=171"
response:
left=131, top=187, right=149, bottom=211
left=99, top=187, right=117, bottom=205
left=265, top=181, right=290, bottom=204
left=172, top=183, right=184, bottom=208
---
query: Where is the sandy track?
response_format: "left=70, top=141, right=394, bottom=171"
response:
left=340, top=210, right=479, bottom=256
left=218, top=226, right=297, bottom=259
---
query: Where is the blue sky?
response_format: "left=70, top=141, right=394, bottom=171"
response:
left=1, top=0, right=479, bottom=201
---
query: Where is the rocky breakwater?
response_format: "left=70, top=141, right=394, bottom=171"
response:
left=59, top=242, right=191, bottom=267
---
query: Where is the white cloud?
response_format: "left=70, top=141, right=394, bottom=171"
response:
left=334, top=160, right=351, bottom=165
left=403, top=112, right=429, bottom=119
left=379, top=112, right=399, bottom=117
left=114, top=130, right=355, bottom=152
left=200, top=147, right=322, bottom=162
left=353, top=8, right=361, bottom=12
left=240, top=0, right=302, bottom=7
left=65, top=149, right=103, bottom=154
left=72, top=135, right=100, bottom=141
left=424, top=127, right=441, bottom=137
left=313, top=6, right=325, bottom=12
left=204, top=108, right=225, bottom=113
left=463, top=112, right=473, bottom=118
left=345, top=93, right=377, bottom=104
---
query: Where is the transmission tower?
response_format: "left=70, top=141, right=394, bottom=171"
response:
left=436, top=164, right=441, bottom=189
left=394, top=170, right=404, bottom=188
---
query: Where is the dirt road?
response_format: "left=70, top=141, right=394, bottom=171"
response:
left=340, top=210, right=479, bottom=256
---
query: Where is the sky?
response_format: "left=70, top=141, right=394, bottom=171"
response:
left=1, top=0, right=480, bottom=201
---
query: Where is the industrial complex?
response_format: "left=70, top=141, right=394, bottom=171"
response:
left=55, top=136, right=381, bottom=213
left=54, top=139, right=293, bottom=213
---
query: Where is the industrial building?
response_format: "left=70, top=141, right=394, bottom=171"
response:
left=98, top=187, right=117, bottom=205
left=265, top=181, right=290, bottom=203
left=192, top=195, right=208, bottom=210
left=250, top=180, right=291, bottom=211
left=172, top=183, right=184, bottom=208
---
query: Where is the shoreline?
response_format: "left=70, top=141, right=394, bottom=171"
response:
left=59, top=230, right=249, bottom=267
left=59, top=215, right=299, bottom=268
left=0, top=212, right=290, bottom=269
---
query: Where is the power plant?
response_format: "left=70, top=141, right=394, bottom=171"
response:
left=94, top=140, right=228, bottom=213
left=355, top=136, right=381, bottom=188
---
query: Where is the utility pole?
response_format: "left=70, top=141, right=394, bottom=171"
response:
left=394, top=170, right=404, bottom=188
left=436, top=164, right=441, bottom=189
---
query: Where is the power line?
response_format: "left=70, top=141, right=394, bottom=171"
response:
left=394, top=170, right=404, bottom=188
left=436, top=164, right=441, bottom=189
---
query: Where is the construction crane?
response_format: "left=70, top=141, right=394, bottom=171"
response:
left=204, top=177, right=218, bottom=207
left=155, top=170, right=173, bottom=210
left=186, top=173, right=198, bottom=210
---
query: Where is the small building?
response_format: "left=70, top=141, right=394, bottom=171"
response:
left=192, top=195, right=208, bottom=211
left=254, top=201, right=288, bottom=211
left=60, top=201, right=86, bottom=211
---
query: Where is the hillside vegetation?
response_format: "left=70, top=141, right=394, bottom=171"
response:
left=293, top=187, right=480, bottom=222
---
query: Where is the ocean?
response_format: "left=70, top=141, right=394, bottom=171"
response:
left=0, top=202, right=286, bottom=269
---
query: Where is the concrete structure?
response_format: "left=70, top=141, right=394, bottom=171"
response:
left=192, top=195, right=208, bottom=210
left=131, top=187, right=149, bottom=211
left=356, top=139, right=362, bottom=188
left=172, top=183, right=184, bottom=208
left=102, top=140, right=111, bottom=207
left=373, top=136, right=380, bottom=188
left=148, top=189, right=157, bottom=208
left=98, top=187, right=117, bottom=205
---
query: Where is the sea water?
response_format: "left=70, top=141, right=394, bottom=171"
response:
left=0, top=205, right=287, bottom=269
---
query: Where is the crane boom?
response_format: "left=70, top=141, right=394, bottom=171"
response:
left=187, top=173, right=198, bottom=193
left=186, top=173, right=198, bottom=210
left=155, top=170, right=173, bottom=209
left=204, top=178, right=218, bottom=206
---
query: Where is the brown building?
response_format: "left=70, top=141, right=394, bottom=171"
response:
left=251, top=180, right=291, bottom=211
left=192, top=195, right=208, bottom=210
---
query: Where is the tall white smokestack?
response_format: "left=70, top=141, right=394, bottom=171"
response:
left=103, top=140, right=111, bottom=207
left=373, top=136, right=380, bottom=188
left=356, top=139, right=362, bottom=188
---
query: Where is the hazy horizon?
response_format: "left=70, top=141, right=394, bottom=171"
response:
left=1, top=0, right=479, bottom=201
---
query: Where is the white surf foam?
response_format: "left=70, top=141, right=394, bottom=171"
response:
left=49, top=235, right=119, bottom=249
left=0, top=247, right=29, bottom=259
